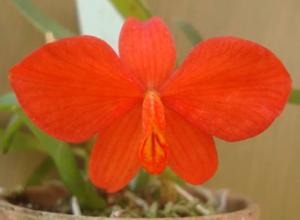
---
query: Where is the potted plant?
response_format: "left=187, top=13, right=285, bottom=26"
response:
left=0, top=1, right=295, bottom=220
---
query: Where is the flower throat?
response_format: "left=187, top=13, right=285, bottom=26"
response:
left=140, top=91, right=168, bottom=174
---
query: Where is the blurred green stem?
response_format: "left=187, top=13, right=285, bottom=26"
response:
left=110, top=0, right=151, bottom=19
left=288, top=89, right=300, bottom=105
left=176, top=20, right=202, bottom=45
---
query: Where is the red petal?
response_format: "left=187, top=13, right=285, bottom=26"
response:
left=10, top=36, right=143, bottom=142
left=161, top=37, right=291, bottom=141
left=119, top=17, right=176, bottom=89
left=165, top=107, right=218, bottom=184
left=89, top=104, right=142, bottom=192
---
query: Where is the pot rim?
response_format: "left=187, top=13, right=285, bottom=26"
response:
left=0, top=193, right=259, bottom=219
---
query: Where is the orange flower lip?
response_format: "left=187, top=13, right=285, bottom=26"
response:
left=140, top=91, right=168, bottom=174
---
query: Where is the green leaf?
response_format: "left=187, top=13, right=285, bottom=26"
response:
left=0, top=93, right=105, bottom=208
left=130, top=169, right=151, bottom=192
left=176, top=20, right=202, bottom=45
left=164, top=168, right=185, bottom=185
left=26, top=157, right=54, bottom=186
left=9, top=0, right=75, bottom=38
left=1, top=114, right=23, bottom=153
left=0, top=92, right=18, bottom=111
left=288, top=89, right=300, bottom=105
left=7, top=130, right=42, bottom=152
left=110, top=0, right=151, bottom=20
left=17, top=110, right=106, bottom=210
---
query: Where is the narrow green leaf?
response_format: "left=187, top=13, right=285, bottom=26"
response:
left=17, top=110, right=106, bottom=210
left=26, top=157, right=54, bottom=186
left=288, top=89, right=300, bottom=105
left=110, top=0, right=151, bottom=20
left=0, top=93, right=105, bottom=208
left=176, top=20, right=202, bottom=45
left=9, top=0, right=75, bottom=38
left=0, top=93, right=18, bottom=111
left=1, top=114, right=23, bottom=153
left=7, top=130, right=42, bottom=152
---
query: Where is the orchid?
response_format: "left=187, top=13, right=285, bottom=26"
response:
left=9, top=17, right=291, bottom=192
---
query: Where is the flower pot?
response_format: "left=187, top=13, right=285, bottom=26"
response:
left=0, top=193, right=259, bottom=220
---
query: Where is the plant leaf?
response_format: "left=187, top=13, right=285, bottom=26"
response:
left=1, top=114, right=23, bottom=153
left=26, top=157, right=54, bottom=186
left=1, top=96, right=105, bottom=208
left=130, top=169, right=150, bottom=192
left=288, top=89, right=300, bottom=105
left=176, top=20, right=202, bottom=45
left=109, top=0, right=151, bottom=20
left=1, top=94, right=105, bottom=208
left=17, top=110, right=106, bottom=210
left=0, top=93, right=18, bottom=111
left=5, top=130, right=42, bottom=152
left=9, top=0, right=75, bottom=38
left=163, top=168, right=185, bottom=185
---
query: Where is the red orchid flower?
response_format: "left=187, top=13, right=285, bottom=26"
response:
left=10, top=17, right=291, bottom=192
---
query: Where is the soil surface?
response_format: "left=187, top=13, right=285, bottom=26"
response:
left=2, top=182, right=227, bottom=217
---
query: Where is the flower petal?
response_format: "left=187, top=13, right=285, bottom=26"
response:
left=119, top=17, right=176, bottom=89
left=10, top=36, right=143, bottom=142
left=161, top=37, right=291, bottom=141
left=89, top=104, right=142, bottom=192
left=165, top=107, right=218, bottom=184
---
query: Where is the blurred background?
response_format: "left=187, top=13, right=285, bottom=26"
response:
left=0, top=0, right=299, bottom=219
